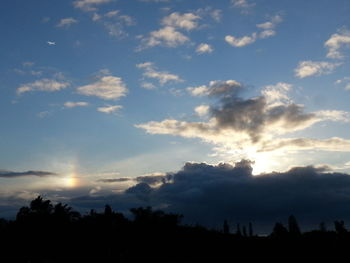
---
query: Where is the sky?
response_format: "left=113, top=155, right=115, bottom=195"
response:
left=1, top=0, right=350, bottom=230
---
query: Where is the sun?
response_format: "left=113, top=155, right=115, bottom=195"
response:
left=63, top=174, right=79, bottom=188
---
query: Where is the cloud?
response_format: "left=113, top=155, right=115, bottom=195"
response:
left=73, top=0, right=112, bottom=11
left=194, top=105, right=210, bottom=117
left=64, top=101, right=89, bottom=108
left=0, top=170, right=56, bottom=178
left=161, top=12, right=200, bottom=31
left=91, top=10, right=136, bottom=38
left=136, top=62, right=183, bottom=85
left=231, top=0, right=255, bottom=10
left=140, top=26, right=190, bottom=49
left=68, top=160, right=350, bottom=231
left=187, top=80, right=243, bottom=97
left=225, top=15, right=282, bottom=47
left=137, top=80, right=350, bottom=154
left=56, top=18, right=78, bottom=28
left=325, top=28, right=350, bottom=59
left=97, top=105, right=123, bottom=114
left=137, top=11, right=204, bottom=50
left=97, top=177, right=132, bottom=183
left=17, top=78, right=70, bottom=95
left=225, top=33, right=257, bottom=47
left=196, top=43, right=213, bottom=54
left=141, top=82, right=157, bottom=90
left=261, top=82, right=292, bottom=103
left=139, top=0, right=169, bottom=2
left=77, top=76, right=127, bottom=100
left=335, top=77, right=350, bottom=90
left=37, top=111, right=51, bottom=119
left=294, top=61, right=341, bottom=78
left=260, top=137, right=350, bottom=152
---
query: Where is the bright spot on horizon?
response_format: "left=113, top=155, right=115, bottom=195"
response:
left=63, top=174, right=79, bottom=188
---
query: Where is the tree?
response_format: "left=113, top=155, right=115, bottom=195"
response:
left=223, top=220, right=230, bottom=234
left=271, top=223, right=288, bottom=238
left=288, top=215, right=301, bottom=236
left=249, top=222, right=254, bottom=237
left=334, top=220, right=347, bottom=235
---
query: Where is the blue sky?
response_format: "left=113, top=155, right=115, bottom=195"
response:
left=1, top=0, right=350, bottom=214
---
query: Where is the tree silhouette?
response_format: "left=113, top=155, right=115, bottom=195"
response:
left=288, top=215, right=301, bottom=236
left=223, top=220, right=230, bottom=234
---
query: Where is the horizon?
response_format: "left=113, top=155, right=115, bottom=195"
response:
left=1, top=0, right=350, bottom=228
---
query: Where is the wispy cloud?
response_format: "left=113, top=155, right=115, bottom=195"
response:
left=92, top=10, right=136, bottom=38
left=73, top=0, right=112, bottom=12
left=17, top=78, right=70, bottom=95
left=325, top=28, right=350, bottom=59
left=225, top=15, right=282, bottom=47
left=139, top=26, right=189, bottom=49
left=335, top=77, right=350, bottom=90
left=136, top=62, right=183, bottom=85
left=64, top=101, right=89, bottom=108
left=0, top=170, right=56, bottom=178
left=56, top=17, right=78, bottom=28
left=294, top=61, right=341, bottom=78
left=77, top=75, right=128, bottom=100
left=161, top=12, right=200, bottom=31
left=97, top=105, right=123, bottom=114
left=231, top=0, right=255, bottom=13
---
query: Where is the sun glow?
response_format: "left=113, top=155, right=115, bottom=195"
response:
left=63, top=174, right=79, bottom=188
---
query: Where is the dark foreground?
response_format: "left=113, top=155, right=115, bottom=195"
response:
left=0, top=196, right=349, bottom=262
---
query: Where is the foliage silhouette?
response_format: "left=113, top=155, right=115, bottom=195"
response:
left=0, top=196, right=349, bottom=262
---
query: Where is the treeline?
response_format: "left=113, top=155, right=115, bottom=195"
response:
left=0, top=196, right=349, bottom=262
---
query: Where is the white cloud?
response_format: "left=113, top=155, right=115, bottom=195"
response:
left=17, top=79, right=70, bottom=95
left=316, top=110, right=350, bottom=122
left=187, top=80, right=242, bottom=97
left=225, top=33, right=257, bottom=47
left=256, top=15, right=282, bottom=29
left=195, top=105, right=210, bottom=117
left=140, top=26, right=189, bottom=48
left=231, top=0, right=255, bottom=9
left=325, top=29, right=350, bottom=59
left=336, top=77, right=350, bottom=90
left=187, top=85, right=209, bottom=96
left=56, top=18, right=78, bottom=28
left=136, top=62, right=183, bottom=85
left=161, top=12, right=200, bottom=31
left=141, top=82, right=157, bottom=90
left=261, top=82, right=292, bottom=103
left=73, top=0, right=112, bottom=11
left=91, top=10, right=136, bottom=38
left=139, top=0, right=169, bottom=2
left=196, top=43, right=213, bottom=54
left=295, top=61, right=341, bottom=78
left=37, top=111, right=51, bottom=119
left=226, top=15, right=282, bottom=47
left=77, top=76, right=127, bottom=100
left=64, top=101, right=89, bottom=108
left=259, top=30, right=276, bottom=39
left=137, top=80, right=350, bottom=156
left=97, top=105, right=122, bottom=114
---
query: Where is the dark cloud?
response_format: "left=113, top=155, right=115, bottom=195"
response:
left=136, top=174, right=172, bottom=185
left=0, top=170, right=57, bottom=178
left=67, top=160, right=350, bottom=233
left=97, top=178, right=132, bottom=183
left=210, top=91, right=315, bottom=142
